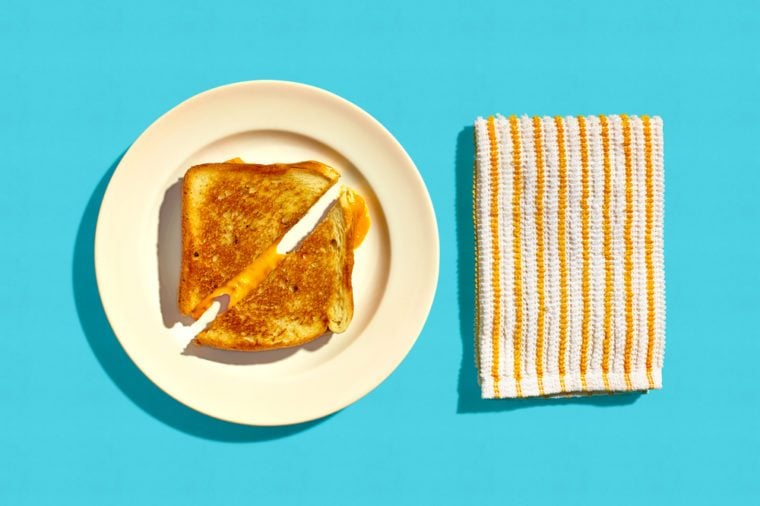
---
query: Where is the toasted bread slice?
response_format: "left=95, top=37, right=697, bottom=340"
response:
left=179, top=161, right=339, bottom=315
left=194, top=188, right=360, bottom=351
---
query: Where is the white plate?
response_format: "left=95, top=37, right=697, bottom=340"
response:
left=95, top=81, right=439, bottom=425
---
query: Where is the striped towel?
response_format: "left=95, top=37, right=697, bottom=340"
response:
left=474, top=115, right=665, bottom=398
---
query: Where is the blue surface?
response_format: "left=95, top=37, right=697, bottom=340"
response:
left=2, top=0, right=758, bottom=503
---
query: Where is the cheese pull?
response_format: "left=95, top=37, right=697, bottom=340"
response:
left=191, top=245, right=284, bottom=319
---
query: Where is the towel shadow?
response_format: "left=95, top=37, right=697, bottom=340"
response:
left=454, top=126, right=640, bottom=412
left=72, top=152, right=329, bottom=440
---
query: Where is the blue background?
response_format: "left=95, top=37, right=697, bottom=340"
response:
left=2, top=0, right=758, bottom=504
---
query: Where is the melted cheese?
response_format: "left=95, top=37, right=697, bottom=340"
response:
left=347, top=192, right=370, bottom=249
left=191, top=244, right=284, bottom=319
left=225, top=157, right=245, bottom=164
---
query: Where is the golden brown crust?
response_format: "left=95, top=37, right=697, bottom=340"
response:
left=195, top=195, right=356, bottom=351
left=179, top=172, right=194, bottom=313
left=328, top=188, right=357, bottom=333
left=184, top=161, right=340, bottom=181
left=178, top=161, right=339, bottom=315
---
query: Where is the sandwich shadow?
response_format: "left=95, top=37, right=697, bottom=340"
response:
left=182, top=333, right=333, bottom=364
left=158, top=179, right=194, bottom=327
left=73, top=153, right=329, bottom=441
left=454, top=126, right=640, bottom=412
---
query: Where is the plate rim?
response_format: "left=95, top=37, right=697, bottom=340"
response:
left=94, top=80, right=440, bottom=425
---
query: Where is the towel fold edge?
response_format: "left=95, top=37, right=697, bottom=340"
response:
left=480, top=369, right=662, bottom=399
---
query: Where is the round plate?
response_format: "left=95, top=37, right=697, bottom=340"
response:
left=95, top=81, right=439, bottom=426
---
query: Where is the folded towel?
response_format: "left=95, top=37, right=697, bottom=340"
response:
left=474, top=115, right=665, bottom=398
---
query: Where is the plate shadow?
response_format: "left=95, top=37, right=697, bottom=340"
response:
left=73, top=152, right=329, bottom=440
left=454, top=126, right=640, bottom=412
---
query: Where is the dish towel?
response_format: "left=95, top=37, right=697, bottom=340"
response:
left=474, top=115, right=665, bottom=398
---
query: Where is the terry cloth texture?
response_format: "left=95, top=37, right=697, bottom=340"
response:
left=474, top=115, right=665, bottom=398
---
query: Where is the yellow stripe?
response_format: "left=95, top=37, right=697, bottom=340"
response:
left=643, top=116, right=656, bottom=389
left=554, top=116, right=569, bottom=393
left=600, top=115, right=613, bottom=391
left=486, top=117, right=502, bottom=397
left=509, top=116, right=524, bottom=397
left=622, top=115, right=634, bottom=390
left=532, top=117, right=546, bottom=396
left=578, top=116, right=591, bottom=391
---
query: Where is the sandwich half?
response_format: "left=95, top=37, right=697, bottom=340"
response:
left=179, top=161, right=339, bottom=316
left=194, top=187, right=368, bottom=351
